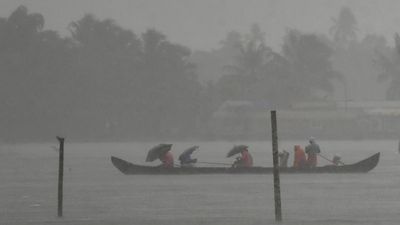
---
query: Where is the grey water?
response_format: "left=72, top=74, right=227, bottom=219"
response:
left=0, top=140, right=399, bottom=225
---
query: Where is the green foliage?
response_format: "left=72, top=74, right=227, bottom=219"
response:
left=373, top=33, right=400, bottom=100
left=0, top=5, right=72, bottom=140
left=213, top=27, right=341, bottom=106
left=1, top=5, right=397, bottom=141
left=282, top=29, right=342, bottom=96
left=0, top=7, right=202, bottom=141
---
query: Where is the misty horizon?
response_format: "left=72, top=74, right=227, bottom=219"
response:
left=0, top=2, right=400, bottom=142
left=2, top=0, right=400, bottom=51
left=1, top=2, right=400, bottom=225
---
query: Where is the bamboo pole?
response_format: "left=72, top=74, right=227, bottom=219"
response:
left=57, top=136, right=64, bottom=217
left=270, top=111, right=282, bottom=222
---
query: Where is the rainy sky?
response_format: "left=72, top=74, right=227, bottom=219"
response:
left=1, top=0, right=400, bottom=51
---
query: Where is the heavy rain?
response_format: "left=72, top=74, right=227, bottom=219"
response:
left=0, top=1, right=399, bottom=225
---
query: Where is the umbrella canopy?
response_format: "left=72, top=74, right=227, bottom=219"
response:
left=179, top=145, right=199, bottom=161
left=146, top=144, right=172, bottom=162
left=226, top=145, right=248, bottom=158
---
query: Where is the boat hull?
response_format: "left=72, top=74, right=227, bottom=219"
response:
left=111, top=153, right=380, bottom=175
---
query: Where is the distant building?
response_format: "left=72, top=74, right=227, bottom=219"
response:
left=209, top=100, right=400, bottom=140
left=210, top=100, right=270, bottom=139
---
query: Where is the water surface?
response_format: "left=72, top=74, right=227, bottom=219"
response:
left=0, top=140, right=399, bottom=224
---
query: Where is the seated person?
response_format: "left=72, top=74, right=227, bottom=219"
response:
left=332, top=155, right=343, bottom=166
left=232, top=147, right=253, bottom=168
left=278, top=150, right=290, bottom=168
left=159, top=151, right=174, bottom=168
left=293, top=145, right=307, bottom=169
left=178, top=154, right=197, bottom=167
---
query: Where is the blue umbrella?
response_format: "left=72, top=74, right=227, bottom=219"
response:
left=179, top=145, right=199, bottom=162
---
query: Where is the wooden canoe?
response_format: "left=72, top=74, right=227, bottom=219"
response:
left=111, top=152, right=380, bottom=175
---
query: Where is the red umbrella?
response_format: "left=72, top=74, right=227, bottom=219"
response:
left=146, top=144, right=172, bottom=162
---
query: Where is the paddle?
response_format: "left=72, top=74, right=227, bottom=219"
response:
left=196, top=161, right=232, bottom=166
left=318, top=153, right=345, bottom=165
left=174, top=161, right=231, bottom=167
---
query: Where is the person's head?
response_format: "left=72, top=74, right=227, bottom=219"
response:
left=309, top=136, right=315, bottom=144
left=294, top=145, right=300, bottom=151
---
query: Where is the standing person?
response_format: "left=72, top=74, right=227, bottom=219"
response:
left=305, top=137, right=321, bottom=168
left=293, top=145, right=307, bottom=169
left=233, top=147, right=253, bottom=168
left=159, top=151, right=174, bottom=168
left=278, top=150, right=290, bottom=168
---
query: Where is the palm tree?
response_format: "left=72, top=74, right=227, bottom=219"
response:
left=225, top=25, right=272, bottom=76
left=0, top=5, right=44, bottom=51
left=282, top=29, right=342, bottom=98
left=8, top=5, right=44, bottom=33
left=220, top=25, right=273, bottom=100
left=69, top=14, right=140, bottom=51
left=375, top=33, right=400, bottom=99
left=394, top=33, right=400, bottom=55
left=330, top=6, right=358, bottom=46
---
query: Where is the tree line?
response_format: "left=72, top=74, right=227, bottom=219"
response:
left=0, top=6, right=398, bottom=141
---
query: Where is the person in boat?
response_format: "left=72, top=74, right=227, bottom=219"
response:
left=159, top=151, right=174, bottom=168
left=293, top=145, right=307, bottom=169
left=278, top=150, right=289, bottom=168
left=179, top=153, right=197, bottom=167
left=232, top=147, right=253, bottom=168
left=332, top=155, right=342, bottom=166
left=305, top=136, right=321, bottom=168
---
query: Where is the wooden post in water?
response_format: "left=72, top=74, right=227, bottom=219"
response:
left=270, top=111, right=282, bottom=222
left=57, top=136, right=64, bottom=217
